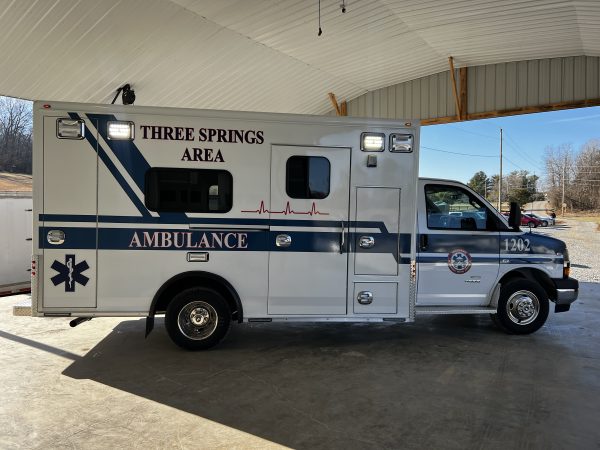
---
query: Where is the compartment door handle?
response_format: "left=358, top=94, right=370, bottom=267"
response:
left=275, top=234, right=292, bottom=248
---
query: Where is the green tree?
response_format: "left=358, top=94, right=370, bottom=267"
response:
left=467, top=171, right=488, bottom=198
left=505, top=170, right=542, bottom=206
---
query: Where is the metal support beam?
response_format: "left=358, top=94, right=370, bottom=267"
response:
left=448, top=57, right=461, bottom=120
left=421, top=98, right=600, bottom=126
left=459, top=67, right=467, bottom=120
left=328, top=92, right=341, bottom=116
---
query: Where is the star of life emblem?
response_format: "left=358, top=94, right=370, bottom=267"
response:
left=447, top=248, right=472, bottom=274
left=50, top=254, right=90, bottom=292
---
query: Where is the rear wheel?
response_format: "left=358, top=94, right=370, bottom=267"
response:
left=165, top=288, right=231, bottom=350
left=492, top=279, right=549, bottom=334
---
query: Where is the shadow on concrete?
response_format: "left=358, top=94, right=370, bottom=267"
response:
left=0, top=329, right=80, bottom=361
left=61, top=291, right=600, bottom=450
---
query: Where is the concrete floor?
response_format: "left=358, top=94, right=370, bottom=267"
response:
left=1, top=284, right=599, bottom=449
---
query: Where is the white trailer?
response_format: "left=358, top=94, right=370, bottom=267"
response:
left=0, top=191, right=32, bottom=297
left=29, top=101, right=578, bottom=349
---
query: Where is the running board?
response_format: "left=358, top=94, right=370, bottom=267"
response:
left=415, top=306, right=496, bottom=315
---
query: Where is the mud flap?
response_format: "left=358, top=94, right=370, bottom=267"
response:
left=145, top=315, right=155, bottom=338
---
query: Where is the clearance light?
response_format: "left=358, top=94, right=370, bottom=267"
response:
left=108, top=121, right=134, bottom=140
left=390, top=133, right=413, bottom=153
left=563, top=261, right=571, bottom=278
left=361, top=132, right=385, bottom=152
left=56, top=118, right=84, bottom=139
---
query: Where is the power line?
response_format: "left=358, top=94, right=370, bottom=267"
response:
left=502, top=132, right=545, bottom=171
left=421, top=146, right=497, bottom=158
left=446, top=124, right=500, bottom=141
left=502, top=155, right=525, bottom=171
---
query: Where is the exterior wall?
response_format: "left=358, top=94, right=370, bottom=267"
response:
left=343, top=56, right=600, bottom=121
left=0, top=193, right=32, bottom=287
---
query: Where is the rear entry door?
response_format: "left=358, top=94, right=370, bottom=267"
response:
left=268, top=145, right=351, bottom=315
left=42, top=115, right=97, bottom=309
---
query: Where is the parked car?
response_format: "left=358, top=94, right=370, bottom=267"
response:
left=500, top=211, right=542, bottom=228
left=528, top=213, right=554, bottom=226
left=521, top=213, right=543, bottom=227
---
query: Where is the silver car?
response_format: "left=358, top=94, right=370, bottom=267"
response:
left=528, top=213, right=555, bottom=226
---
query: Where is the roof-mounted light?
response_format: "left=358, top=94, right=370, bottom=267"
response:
left=108, top=121, right=134, bottom=140
left=361, top=132, right=385, bottom=152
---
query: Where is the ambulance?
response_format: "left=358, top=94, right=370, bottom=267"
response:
left=28, top=101, right=578, bottom=349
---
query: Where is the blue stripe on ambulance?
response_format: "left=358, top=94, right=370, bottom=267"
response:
left=38, top=226, right=411, bottom=263
left=68, top=112, right=151, bottom=218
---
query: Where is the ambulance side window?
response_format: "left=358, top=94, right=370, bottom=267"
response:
left=425, top=184, right=490, bottom=231
left=145, top=168, right=232, bottom=213
left=286, top=156, right=330, bottom=199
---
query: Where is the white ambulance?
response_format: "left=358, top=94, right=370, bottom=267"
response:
left=29, top=101, right=578, bottom=349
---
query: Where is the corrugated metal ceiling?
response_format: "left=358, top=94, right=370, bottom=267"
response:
left=0, top=0, right=598, bottom=114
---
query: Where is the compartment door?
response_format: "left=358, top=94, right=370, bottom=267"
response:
left=354, top=187, right=400, bottom=276
left=42, top=115, right=97, bottom=309
left=268, top=146, right=350, bottom=315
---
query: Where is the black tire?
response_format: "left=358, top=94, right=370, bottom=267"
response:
left=542, top=220, right=548, bottom=227
left=165, top=288, right=231, bottom=350
left=494, top=279, right=549, bottom=334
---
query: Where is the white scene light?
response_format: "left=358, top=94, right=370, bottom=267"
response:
left=108, top=121, right=134, bottom=140
left=361, top=132, right=385, bottom=151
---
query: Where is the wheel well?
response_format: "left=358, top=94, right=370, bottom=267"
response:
left=150, top=272, right=243, bottom=322
left=498, top=268, right=556, bottom=301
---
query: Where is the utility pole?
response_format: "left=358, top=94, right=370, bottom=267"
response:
left=562, top=157, right=566, bottom=216
left=531, top=171, right=535, bottom=214
left=498, top=128, right=503, bottom=211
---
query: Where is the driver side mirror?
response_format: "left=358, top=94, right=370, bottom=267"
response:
left=508, top=202, right=521, bottom=230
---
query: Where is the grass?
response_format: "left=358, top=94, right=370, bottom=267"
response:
left=563, top=212, right=600, bottom=231
left=0, top=172, right=32, bottom=191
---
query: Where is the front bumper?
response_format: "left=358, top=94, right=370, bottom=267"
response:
left=551, top=277, right=579, bottom=312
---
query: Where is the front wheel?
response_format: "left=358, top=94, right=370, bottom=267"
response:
left=492, top=279, right=549, bottom=334
left=165, top=288, right=231, bottom=350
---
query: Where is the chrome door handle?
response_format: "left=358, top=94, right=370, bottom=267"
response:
left=359, top=236, right=375, bottom=248
left=275, top=234, right=292, bottom=247
left=357, top=291, right=373, bottom=305
left=47, top=230, right=65, bottom=245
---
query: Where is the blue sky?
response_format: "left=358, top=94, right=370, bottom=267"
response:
left=420, top=106, right=600, bottom=183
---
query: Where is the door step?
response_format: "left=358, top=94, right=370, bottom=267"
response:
left=415, top=306, right=496, bottom=315
left=12, top=298, right=32, bottom=316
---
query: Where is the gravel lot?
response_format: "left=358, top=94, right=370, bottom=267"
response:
left=535, top=218, right=600, bottom=283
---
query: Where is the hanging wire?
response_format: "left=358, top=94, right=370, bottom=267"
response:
left=318, top=0, right=322, bottom=36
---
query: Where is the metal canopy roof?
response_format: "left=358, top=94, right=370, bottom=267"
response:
left=1, top=0, right=599, bottom=114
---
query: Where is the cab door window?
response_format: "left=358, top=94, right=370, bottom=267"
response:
left=425, top=185, right=490, bottom=231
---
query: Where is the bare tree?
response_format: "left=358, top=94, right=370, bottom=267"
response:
left=543, top=140, right=600, bottom=211
left=572, top=140, right=600, bottom=209
left=0, top=96, right=33, bottom=174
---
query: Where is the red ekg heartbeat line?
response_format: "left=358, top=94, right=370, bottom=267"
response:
left=241, top=200, right=329, bottom=216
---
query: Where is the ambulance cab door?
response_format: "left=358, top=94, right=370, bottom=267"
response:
left=268, top=146, right=351, bottom=315
left=416, top=181, right=500, bottom=306
left=41, top=115, right=97, bottom=309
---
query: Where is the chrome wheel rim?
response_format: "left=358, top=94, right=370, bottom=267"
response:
left=178, top=301, right=218, bottom=340
left=506, top=290, right=540, bottom=325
